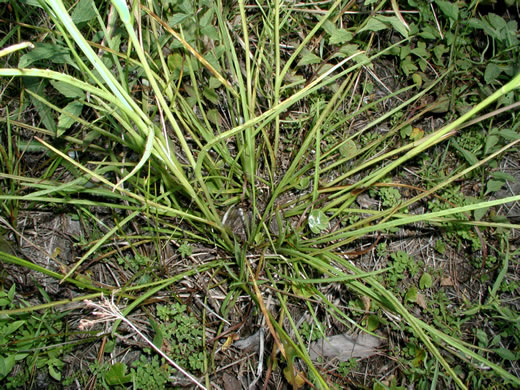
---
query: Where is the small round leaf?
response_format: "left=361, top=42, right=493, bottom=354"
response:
left=419, top=272, right=433, bottom=289
left=308, top=210, right=329, bottom=234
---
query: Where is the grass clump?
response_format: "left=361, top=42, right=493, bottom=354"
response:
left=0, top=0, right=520, bottom=388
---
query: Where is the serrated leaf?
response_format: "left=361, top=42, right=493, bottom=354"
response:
left=497, top=129, right=520, bottom=140
left=435, top=240, right=446, bottom=254
left=322, top=20, right=337, bottom=36
left=106, top=363, right=132, bottom=385
left=435, top=0, right=458, bottom=25
left=419, top=273, right=433, bottom=289
left=499, top=91, right=515, bottom=106
left=57, top=101, right=83, bottom=137
left=333, top=44, right=370, bottom=65
left=484, top=63, right=502, bottom=83
left=353, top=52, right=371, bottom=65
left=490, top=334, right=502, bottom=347
left=329, top=29, right=353, bottom=45
left=297, top=49, right=321, bottom=67
left=418, top=25, right=439, bottom=40
left=50, top=80, right=84, bottom=98
left=488, top=13, right=507, bottom=31
left=199, top=7, right=214, bottom=27
left=178, top=243, right=193, bottom=258
left=168, top=13, right=190, bottom=26
left=467, top=18, right=486, bottom=31
left=433, top=44, right=448, bottom=62
left=359, top=17, right=388, bottom=34
left=334, top=44, right=359, bottom=58
left=411, top=41, right=429, bottom=58
left=308, top=210, right=329, bottom=233
left=71, top=0, right=97, bottom=24
left=400, top=45, right=411, bottom=60
left=484, top=134, right=499, bottom=154
left=204, top=49, right=222, bottom=73
left=375, top=15, right=409, bottom=38
left=168, top=52, right=183, bottom=71
left=401, top=56, right=418, bottom=76
left=491, top=215, right=510, bottom=224
left=201, top=24, right=218, bottom=38
left=179, top=0, right=194, bottom=14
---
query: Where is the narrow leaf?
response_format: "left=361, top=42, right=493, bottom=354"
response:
left=113, top=128, right=155, bottom=191
left=50, top=80, right=84, bottom=98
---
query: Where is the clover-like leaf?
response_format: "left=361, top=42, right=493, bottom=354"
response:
left=419, top=273, right=433, bottom=289
left=308, top=210, right=329, bottom=234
